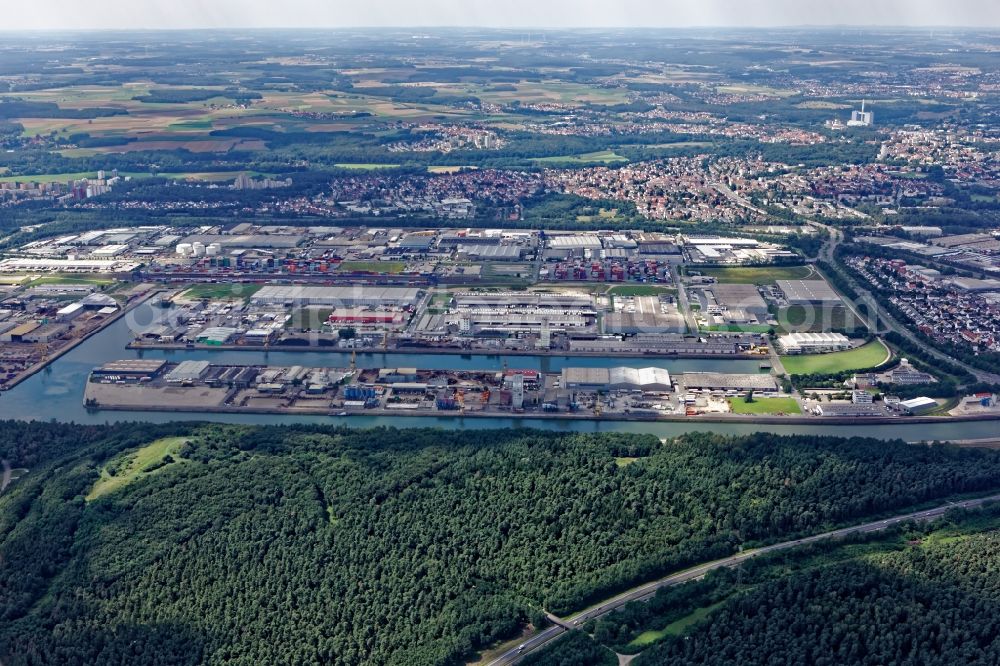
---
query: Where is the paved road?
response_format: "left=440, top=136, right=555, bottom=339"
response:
left=487, top=491, right=1000, bottom=665
left=711, top=181, right=769, bottom=217
left=676, top=284, right=700, bottom=334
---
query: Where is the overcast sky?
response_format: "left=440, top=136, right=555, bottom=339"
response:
left=6, top=0, right=1000, bottom=30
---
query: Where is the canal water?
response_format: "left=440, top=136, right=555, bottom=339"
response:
left=1, top=299, right=996, bottom=441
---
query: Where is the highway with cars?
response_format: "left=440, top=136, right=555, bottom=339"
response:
left=487, top=491, right=1000, bottom=665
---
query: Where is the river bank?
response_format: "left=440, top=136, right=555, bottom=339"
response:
left=83, top=392, right=1000, bottom=426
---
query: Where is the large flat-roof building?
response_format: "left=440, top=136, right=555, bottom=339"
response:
left=604, top=296, right=685, bottom=334
left=92, top=359, right=168, bottom=380
left=708, top=284, right=768, bottom=314
left=457, top=245, right=523, bottom=261
left=817, top=403, right=883, bottom=417
left=453, top=292, right=593, bottom=310
left=777, top=332, right=852, bottom=354
left=165, top=360, right=211, bottom=384
left=253, top=285, right=422, bottom=307
left=900, top=396, right=938, bottom=415
left=561, top=367, right=672, bottom=392
left=776, top=280, right=843, bottom=306
left=548, top=235, right=603, bottom=252
left=679, top=372, right=779, bottom=394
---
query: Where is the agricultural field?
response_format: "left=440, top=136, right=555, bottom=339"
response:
left=715, top=84, right=798, bottom=98
left=532, top=150, right=629, bottom=165
left=694, top=265, right=815, bottom=284
left=0, top=170, right=258, bottom=184
left=780, top=339, right=891, bottom=375
left=427, top=165, right=476, bottom=174
left=727, top=397, right=802, bottom=415
left=794, top=101, right=851, bottom=109
left=332, top=163, right=402, bottom=170
left=454, top=81, right=633, bottom=106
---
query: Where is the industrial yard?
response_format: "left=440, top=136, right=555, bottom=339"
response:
left=0, top=222, right=992, bottom=425
left=82, top=358, right=980, bottom=423
left=0, top=278, right=145, bottom=390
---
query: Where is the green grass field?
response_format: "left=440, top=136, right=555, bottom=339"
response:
left=167, top=119, right=214, bottom=131
left=780, top=339, right=891, bottom=376
left=181, top=283, right=262, bottom=301
left=576, top=207, right=623, bottom=223
left=337, top=260, right=406, bottom=274
left=532, top=150, right=628, bottom=165
left=694, top=265, right=815, bottom=284
left=707, top=323, right=773, bottom=333
left=728, top=397, right=802, bottom=415
left=427, top=165, right=475, bottom=174
left=333, top=163, right=402, bottom=170
left=645, top=140, right=714, bottom=150
left=87, top=437, right=188, bottom=501
left=628, top=602, right=726, bottom=648
left=778, top=305, right=861, bottom=333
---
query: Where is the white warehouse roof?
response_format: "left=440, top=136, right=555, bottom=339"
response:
left=609, top=366, right=671, bottom=390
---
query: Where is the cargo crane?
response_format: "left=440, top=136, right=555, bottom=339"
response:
left=457, top=388, right=466, bottom=413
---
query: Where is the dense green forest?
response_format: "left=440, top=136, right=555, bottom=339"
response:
left=632, top=517, right=1000, bottom=665
left=530, top=505, right=1000, bottom=664
left=3, top=423, right=1000, bottom=665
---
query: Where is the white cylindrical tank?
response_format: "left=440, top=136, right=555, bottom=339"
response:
left=176, top=243, right=192, bottom=256
left=191, top=242, right=205, bottom=257
left=206, top=243, right=221, bottom=256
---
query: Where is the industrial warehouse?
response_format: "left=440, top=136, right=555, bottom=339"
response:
left=777, top=332, right=852, bottom=354
left=776, top=280, right=844, bottom=306
left=86, top=359, right=797, bottom=419
left=561, top=367, right=673, bottom=392
left=85, top=358, right=953, bottom=422
left=251, top=285, right=423, bottom=307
